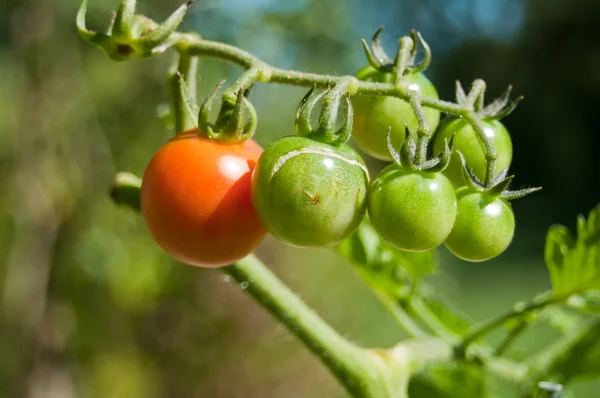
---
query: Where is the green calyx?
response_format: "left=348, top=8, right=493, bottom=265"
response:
left=457, top=152, right=541, bottom=200
left=455, top=80, right=524, bottom=120
left=295, top=83, right=353, bottom=146
left=388, top=127, right=454, bottom=173
left=360, top=27, right=431, bottom=79
left=76, top=0, right=194, bottom=61
left=178, top=77, right=258, bottom=142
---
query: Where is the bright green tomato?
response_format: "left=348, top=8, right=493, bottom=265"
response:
left=444, top=188, right=515, bottom=262
left=368, top=166, right=457, bottom=252
left=433, top=118, right=512, bottom=187
left=352, top=66, right=441, bottom=161
left=251, top=136, right=369, bottom=247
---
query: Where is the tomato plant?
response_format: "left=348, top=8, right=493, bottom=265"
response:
left=79, top=3, right=571, bottom=396
left=251, top=136, right=369, bottom=247
left=444, top=187, right=515, bottom=262
left=352, top=65, right=440, bottom=161
left=433, top=118, right=513, bottom=187
left=368, top=165, right=456, bottom=252
left=141, top=129, right=266, bottom=267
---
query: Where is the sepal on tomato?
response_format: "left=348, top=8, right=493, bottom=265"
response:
left=454, top=80, right=523, bottom=119
left=177, top=78, right=258, bottom=142
left=387, top=127, right=454, bottom=173
left=359, top=27, right=431, bottom=76
left=457, top=152, right=541, bottom=200
left=76, top=0, right=193, bottom=61
left=295, top=85, right=353, bottom=146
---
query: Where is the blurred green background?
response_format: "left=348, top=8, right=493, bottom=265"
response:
left=1, top=0, right=599, bottom=396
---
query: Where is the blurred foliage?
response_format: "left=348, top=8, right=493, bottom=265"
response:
left=0, top=0, right=599, bottom=397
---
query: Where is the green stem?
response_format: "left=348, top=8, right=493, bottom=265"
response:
left=223, top=256, right=390, bottom=397
left=462, top=112, right=497, bottom=186
left=460, top=292, right=567, bottom=349
left=170, top=35, right=482, bottom=116
left=496, top=320, right=528, bottom=356
left=525, top=318, right=600, bottom=385
left=393, top=37, right=413, bottom=84
left=408, top=91, right=430, bottom=164
left=407, top=297, right=459, bottom=340
left=376, top=293, right=429, bottom=339
left=167, top=51, right=198, bottom=132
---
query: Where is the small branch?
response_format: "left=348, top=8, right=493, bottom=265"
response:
left=526, top=319, right=600, bottom=385
left=408, top=91, right=430, bottom=164
left=407, top=297, right=459, bottom=340
left=377, top=292, right=429, bottom=339
left=462, top=113, right=497, bottom=186
left=460, top=292, right=567, bottom=349
left=496, top=320, right=528, bottom=356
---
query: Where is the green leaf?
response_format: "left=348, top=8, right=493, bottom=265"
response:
left=545, top=203, right=600, bottom=296
left=336, top=219, right=438, bottom=297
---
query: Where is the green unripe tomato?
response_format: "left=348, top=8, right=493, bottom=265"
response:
left=352, top=66, right=441, bottom=161
left=251, top=136, right=369, bottom=247
left=433, top=119, right=513, bottom=187
left=444, top=188, right=515, bottom=262
left=368, top=165, right=457, bottom=252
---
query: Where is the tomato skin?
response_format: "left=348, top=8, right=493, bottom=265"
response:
left=444, top=188, right=515, bottom=262
left=433, top=119, right=513, bottom=187
left=251, top=136, right=369, bottom=247
left=368, top=165, right=457, bottom=252
left=141, top=130, right=266, bottom=267
left=352, top=67, right=441, bottom=161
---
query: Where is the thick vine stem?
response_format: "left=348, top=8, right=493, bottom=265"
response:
left=223, top=256, right=397, bottom=398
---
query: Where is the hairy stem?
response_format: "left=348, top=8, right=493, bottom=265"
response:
left=407, top=297, right=459, bottom=340
left=223, top=256, right=391, bottom=397
left=167, top=51, right=198, bottom=132
left=408, top=91, right=430, bottom=165
left=460, top=292, right=568, bottom=349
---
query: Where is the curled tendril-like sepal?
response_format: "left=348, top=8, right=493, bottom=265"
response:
left=407, top=31, right=432, bottom=73
left=371, top=26, right=393, bottom=66
left=386, top=128, right=402, bottom=166
left=294, top=85, right=353, bottom=146
left=76, top=0, right=193, bottom=61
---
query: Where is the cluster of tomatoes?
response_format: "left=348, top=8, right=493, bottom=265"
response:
left=140, top=67, right=516, bottom=268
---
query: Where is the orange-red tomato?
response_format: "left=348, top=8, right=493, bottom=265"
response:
left=141, top=129, right=266, bottom=267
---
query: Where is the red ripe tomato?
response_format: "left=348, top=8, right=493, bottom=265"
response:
left=141, top=129, right=266, bottom=267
